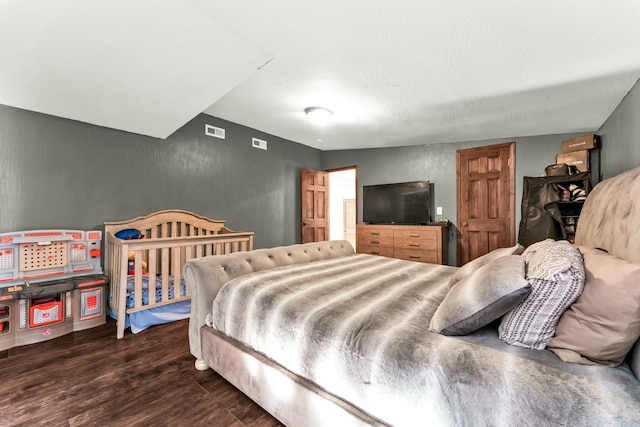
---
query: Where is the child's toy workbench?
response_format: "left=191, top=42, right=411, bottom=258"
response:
left=0, top=229, right=108, bottom=351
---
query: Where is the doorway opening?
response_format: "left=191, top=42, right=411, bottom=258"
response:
left=329, top=168, right=357, bottom=250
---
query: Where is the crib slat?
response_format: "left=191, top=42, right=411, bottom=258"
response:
left=147, top=247, right=157, bottom=305
left=150, top=224, right=159, bottom=239
left=134, top=250, right=143, bottom=308
left=161, top=246, right=169, bottom=302
left=180, top=223, right=187, bottom=266
left=172, top=246, right=181, bottom=298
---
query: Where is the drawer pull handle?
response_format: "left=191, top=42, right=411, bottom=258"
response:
left=409, top=244, right=420, bottom=247
left=371, top=241, right=379, bottom=244
left=370, top=232, right=380, bottom=236
left=371, top=251, right=380, bottom=255
left=409, top=234, right=420, bottom=237
left=409, top=255, right=420, bottom=259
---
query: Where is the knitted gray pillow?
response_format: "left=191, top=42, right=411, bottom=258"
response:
left=499, top=239, right=585, bottom=350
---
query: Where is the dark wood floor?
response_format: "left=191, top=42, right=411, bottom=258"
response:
left=0, top=318, right=284, bottom=427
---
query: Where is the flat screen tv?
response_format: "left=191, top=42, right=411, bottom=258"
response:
left=363, top=181, right=430, bottom=225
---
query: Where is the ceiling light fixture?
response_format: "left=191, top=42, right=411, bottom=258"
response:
left=304, top=106, right=333, bottom=120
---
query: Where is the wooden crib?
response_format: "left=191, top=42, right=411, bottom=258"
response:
left=104, top=209, right=253, bottom=338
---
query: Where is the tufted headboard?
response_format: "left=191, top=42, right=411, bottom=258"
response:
left=574, top=166, right=640, bottom=377
left=575, top=166, right=640, bottom=261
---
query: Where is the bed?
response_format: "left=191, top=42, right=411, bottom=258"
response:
left=104, top=209, right=253, bottom=339
left=185, top=167, right=640, bottom=426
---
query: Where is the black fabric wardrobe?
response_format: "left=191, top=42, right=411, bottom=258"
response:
left=517, top=171, right=591, bottom=248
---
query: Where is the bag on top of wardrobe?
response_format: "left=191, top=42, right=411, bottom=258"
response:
left=545, top=163, right=579, bottom=176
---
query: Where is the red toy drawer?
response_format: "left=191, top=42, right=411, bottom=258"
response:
left=30, top=300, right=63, bottom=327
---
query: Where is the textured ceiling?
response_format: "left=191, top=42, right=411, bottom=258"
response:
left=1, top=1, right=640, bottom=151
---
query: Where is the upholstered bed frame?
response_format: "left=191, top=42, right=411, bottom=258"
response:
left=573, top=166, right=640, bottom=375
left=185, top=241, right=385, bottom=425
left=185, top=166, right=640, bottom=426
left=186, top=241, right=357, bottom=361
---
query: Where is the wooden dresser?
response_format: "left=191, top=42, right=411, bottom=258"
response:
left=356, top=224, right=448, bottom=265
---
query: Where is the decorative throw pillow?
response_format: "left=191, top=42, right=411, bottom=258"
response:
left=519, top=238, right=555, bottom=266
left=547, top=247, right=640, bottom=366
left=430, top=255, right=530, bottom=336
left=499, top=240, right=585, bottom=349
left=448, top=243, right=524, bottom=288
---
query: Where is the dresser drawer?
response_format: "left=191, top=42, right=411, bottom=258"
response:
left=357, top=229, right=394, bottom=247
left=356, top=223, right=447, bottom=265
left=394, top=248, right=438, bottom=264
left=394, top=229, right=437, bottom=246
left=358, top=245, right=394, bottom=258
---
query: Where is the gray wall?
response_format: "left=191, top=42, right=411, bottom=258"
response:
left=1, top=78, right=638, bottom=262
left=322, top=78, right=640, bottom=265
left=0, top=105, right=322, bottom=249
left=598, top=78, right=640, bottom=178
left=322, top=132, right=594, bottom=265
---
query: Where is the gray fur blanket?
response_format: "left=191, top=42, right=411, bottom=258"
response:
left=207, top=254, right=640, bottom=426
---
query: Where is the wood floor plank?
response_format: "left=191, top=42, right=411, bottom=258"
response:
left=1, top=318, right=284, bottom=427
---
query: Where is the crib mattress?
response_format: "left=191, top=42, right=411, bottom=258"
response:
left=109, top=275, right=190, bottom=334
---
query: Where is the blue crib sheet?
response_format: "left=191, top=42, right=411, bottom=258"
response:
left=124, top=274, right=187, bottom=307
left=109, top=274, right=190, bottom=334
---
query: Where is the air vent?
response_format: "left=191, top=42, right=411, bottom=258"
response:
left=205, top=124, right=225, bottom=139
left=252, top=138, right=267, bottom=150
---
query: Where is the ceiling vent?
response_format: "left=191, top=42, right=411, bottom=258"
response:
left=205, top=124, right=225, bottom=139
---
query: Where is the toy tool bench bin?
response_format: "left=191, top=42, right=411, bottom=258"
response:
left=0, top=230, right=108, bottom=351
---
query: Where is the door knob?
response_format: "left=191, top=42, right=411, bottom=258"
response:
left=301, top=222, right=308, bottom=226
left=462, top=221, right=468, bottom=227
